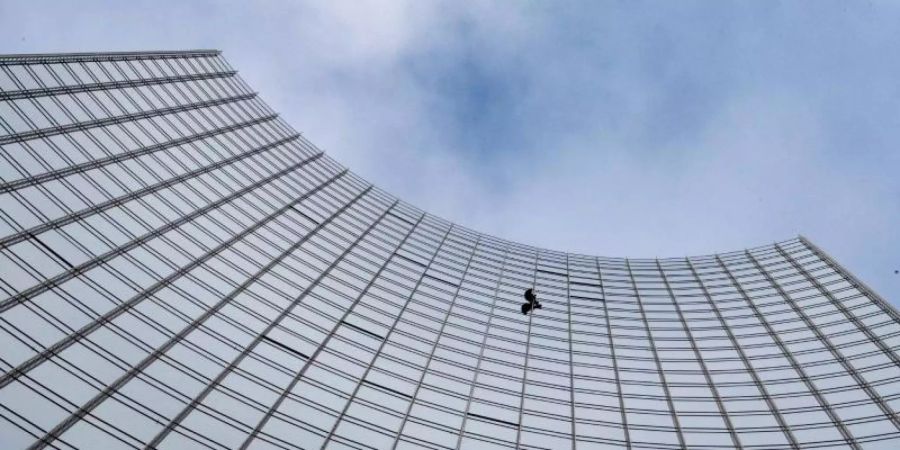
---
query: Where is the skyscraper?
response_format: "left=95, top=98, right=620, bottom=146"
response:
left=1, top=50, right=898, bottom=449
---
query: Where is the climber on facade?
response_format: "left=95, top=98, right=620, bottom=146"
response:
left=521, top=288, right=542, bottom=315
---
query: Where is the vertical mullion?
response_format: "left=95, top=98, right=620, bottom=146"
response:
left=0, top=131, right=304, bottom=254
left=244, top=220, right=454, bottom=449
left=565, top=254, right=576, bottom=450
left=288, top=211, right=428, bottom=449
left=6, top=50, right=900, bottom=450
left=0, top=147, right=314, bottom=314
left=33, top=159, right=341, bottom=442
left=454, top=246, right=511, bottom=449
left=0, top=71, right=238, bottom=102
left=776, top=242, right=900, bottom=370
left=387, top=234, right=483, bottom=449
left=655, top=259, right=741, bottom=449
left=212, top=198, right=402, bottom=449
left=719, top=253, right=860, bottom=450
left=593, top=258, right=630, bottom=449
left=514, top=251, right=540, bottom=449
left=625, top=259, right=686, bottom=449
left=30, top=185, right=375, bottom=450
left=685, top=258, right=799, bottom=449
left=141, top=189, right=381, bottom=449
left=0, top=114, right=279, bottom=195
left=0, top=92, right=257, bottom=146
left=750, top=248, right=900, bottom=432
left=0, top=168, right=344, bottom=392
left=798, top=236, right=900, bottom=323
left=308, top=220, right=454, bottom=447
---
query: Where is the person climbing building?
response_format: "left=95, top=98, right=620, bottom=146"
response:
left=521, top=288, right=542, bottom=315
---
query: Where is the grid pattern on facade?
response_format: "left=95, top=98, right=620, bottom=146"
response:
left=0, top=50, right=899, bottom=450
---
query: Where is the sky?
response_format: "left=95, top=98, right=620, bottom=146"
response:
left=1, top=0, right=898, bottom=306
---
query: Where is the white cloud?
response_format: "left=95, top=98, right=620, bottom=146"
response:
left=1, top=0, right=897, bottom=304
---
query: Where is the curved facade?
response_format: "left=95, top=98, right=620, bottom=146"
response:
left=0, top=50, right=898, bottom=450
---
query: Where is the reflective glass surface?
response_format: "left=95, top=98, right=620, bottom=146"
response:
left=1, top=50, right=899, bottom=450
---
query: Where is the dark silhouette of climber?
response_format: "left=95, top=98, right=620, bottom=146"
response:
left=521, top=288, right=542, bottom=315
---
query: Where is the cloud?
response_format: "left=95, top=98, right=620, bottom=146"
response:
left=0, top=0, right=897, bottom=304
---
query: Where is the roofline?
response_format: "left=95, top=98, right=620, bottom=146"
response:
left=0, top=49, right=221, bottom=65
left=799, top=234, right=900, bottom=320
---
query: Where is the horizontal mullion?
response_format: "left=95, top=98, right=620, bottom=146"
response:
left=0, top=168, right=347, bottom=391
left=0, top=92, right=257, bottom=146
left=0, top=134, right=305, bottom=251
left=0, top=114, right=279, bottom=194
left=0, top=70, right=237, bottom=102
left=0, top=145, right=321, bottom=313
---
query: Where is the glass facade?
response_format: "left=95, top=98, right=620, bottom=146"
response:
left=0, top=50, right=898, bottom=450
